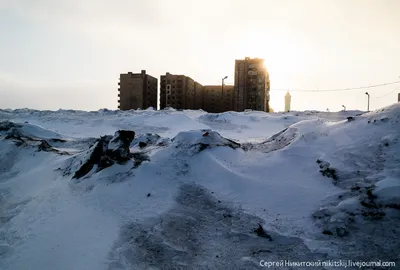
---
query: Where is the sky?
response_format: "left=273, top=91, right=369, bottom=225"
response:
left=0, top=0, right=399, bottom=112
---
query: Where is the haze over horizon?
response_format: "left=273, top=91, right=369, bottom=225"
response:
left=1, top=0, right=399, bottom=112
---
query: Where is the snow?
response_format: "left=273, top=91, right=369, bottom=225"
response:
left=374, top=177, right=400, bottom=205
left=0, top=104, right=399, bottom=269
left=0, top=108, right=360, bottom=142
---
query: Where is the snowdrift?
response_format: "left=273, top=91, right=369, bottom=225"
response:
left=0, top=104, right=399, bottom=269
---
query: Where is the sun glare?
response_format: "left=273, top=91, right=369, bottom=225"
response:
left=227, top=29, right=308, bottom=112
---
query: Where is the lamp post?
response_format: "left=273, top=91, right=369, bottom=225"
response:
left=365, top=92, right=370, bottom=112
left=342, top=105, right=346, bottom=111
left=222, top=76, right=228, bottom=111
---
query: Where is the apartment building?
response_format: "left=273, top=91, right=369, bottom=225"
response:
left=234, top=57, right=270, bottom=112
left=202, top=85, right=234, bottom=113
left=159, top=72, right=202, bottom=110
left=118, top=70, right=157, bottom=110
left=194, top=82, right=204, bottom=109
left=118, top=57, right=271, bottom=112
left=221, top=84, right=235, bottom=112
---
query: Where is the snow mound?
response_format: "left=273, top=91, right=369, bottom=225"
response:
left=171, top=130, right=241, bottom=156
left=365, top=103, right=400, bottom=121
left=373, top=177, right=400, bottom=206
left=305, top=104, right=400, bottom=261
left=66, top=129, right=243, bottom=181
left=0, top=120, right=64, bottom=140
left=242, top=126, right=297, bottom=152
left=0, top=121, right=71, bottom=155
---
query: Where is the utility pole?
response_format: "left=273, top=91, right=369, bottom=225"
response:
left=365, top=92, right=370, bottom=111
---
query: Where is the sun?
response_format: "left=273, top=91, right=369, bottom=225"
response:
left=224, top=28, right=315, bottom=111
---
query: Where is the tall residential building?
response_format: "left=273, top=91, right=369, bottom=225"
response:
left=398, top=93, right=400, bottom=102
left=194, top=82, right=204, bottom=109
left=285, top=91, right=291, bottom=112
left=221, top=83, right=235, bottom=112
left=202, top=85, right=234, bottom=113
left=159, top=73, right=202, bottom=110
left=118, top=70, right=157, bottom=110
left=234, top=57, right=270, bottom=112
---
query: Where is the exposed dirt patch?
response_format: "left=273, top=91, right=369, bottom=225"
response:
left=108, top=184, right=324, bottom=270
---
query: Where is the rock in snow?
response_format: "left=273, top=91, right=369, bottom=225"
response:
left=72, top=130, right=135, bottom=179
left=107, top=130, right=136, bottom=160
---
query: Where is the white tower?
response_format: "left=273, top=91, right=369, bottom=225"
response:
left=284, top=91, right=291, bottom=112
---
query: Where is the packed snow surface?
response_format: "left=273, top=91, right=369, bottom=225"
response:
left=0, top=106, right=399, bottom=269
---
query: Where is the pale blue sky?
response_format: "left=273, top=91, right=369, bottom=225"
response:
left=1, top=0, right=399, bottom=111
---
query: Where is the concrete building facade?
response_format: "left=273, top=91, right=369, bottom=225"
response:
left=158, top=73, right=236, bottom=113
left=234, top=57, right=270, bottom=112
left=159, top=73, right=202, bottom=110
left=202, top=85, right=234, bottom=113
left=119, top=57, right=271, bottom=112
left=194, top=82, right=204, bottom=109
left=118, top=70, right=157, bottom=110
left=221, top=83, right=235, bottom=112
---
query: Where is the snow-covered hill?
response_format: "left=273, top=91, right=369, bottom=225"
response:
left=0, top=105, right=399, bottom=269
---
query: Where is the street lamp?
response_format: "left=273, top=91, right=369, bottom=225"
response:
left=365, top=92, right=370, bottom=112
left=222, top=76, right=228, bottom=111
left=342, top=105, right=346, bottom=111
